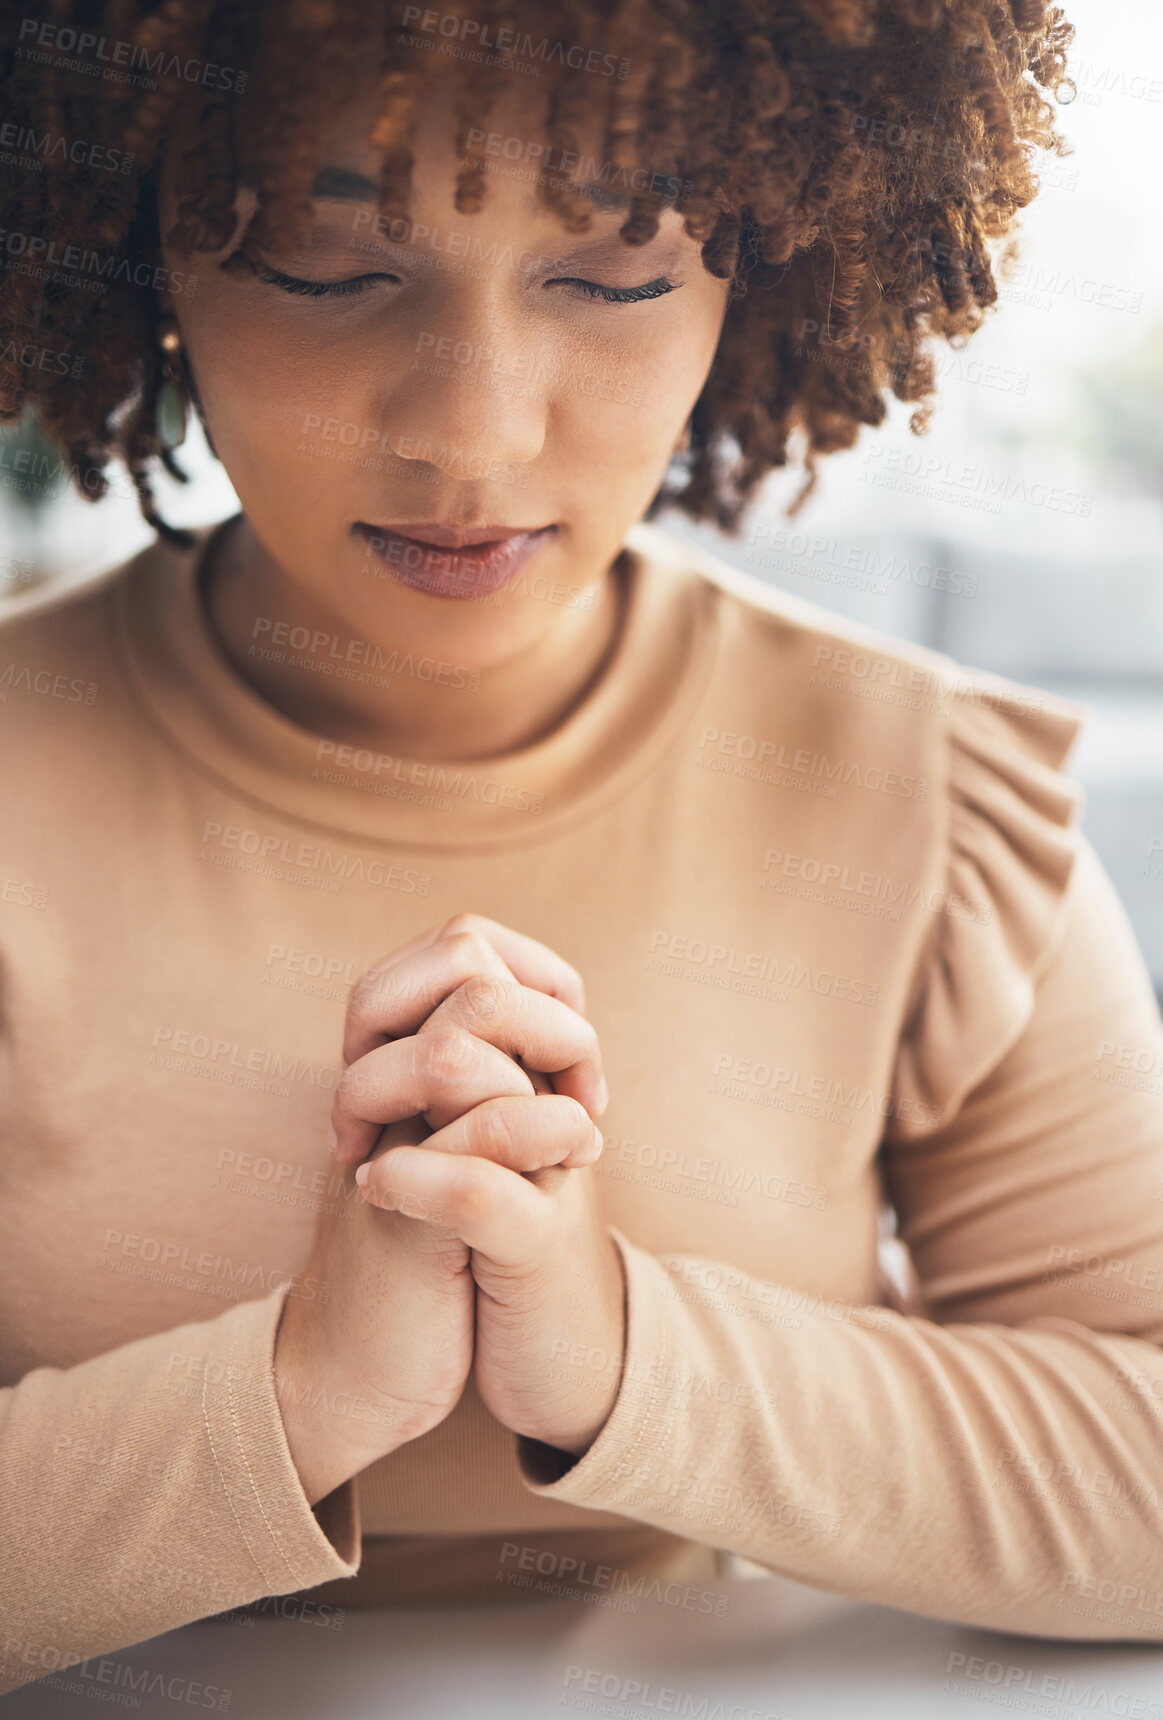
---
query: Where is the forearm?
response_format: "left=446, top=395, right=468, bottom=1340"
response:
left=515, top=1228, right=1163, bottom=1642
left=0, top=1288, right=359, bottom=1697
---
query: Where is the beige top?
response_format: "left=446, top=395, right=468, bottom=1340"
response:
left=3, top=516, right=1163, bottom=1693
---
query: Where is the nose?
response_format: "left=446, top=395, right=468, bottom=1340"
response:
left=382, top=305, right=549, bottom=480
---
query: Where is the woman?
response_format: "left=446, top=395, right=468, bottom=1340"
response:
left=4, top=0, right=1163, bottom=1694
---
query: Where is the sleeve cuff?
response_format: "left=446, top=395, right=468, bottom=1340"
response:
left=199, top=1288, right=361, bottom=1591
left=515, top=1225, right=680, bottom=1508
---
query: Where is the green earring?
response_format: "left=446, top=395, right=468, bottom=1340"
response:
left=156, top=324, right=188, bottom=450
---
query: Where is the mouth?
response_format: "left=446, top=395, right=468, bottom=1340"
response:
left=353, top=521, right=558, bottom=600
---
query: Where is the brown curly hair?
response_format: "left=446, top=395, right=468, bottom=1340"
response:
left=0, top=0, right=1074, bottom=547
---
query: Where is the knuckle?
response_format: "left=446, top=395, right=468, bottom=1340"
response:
left=347, top=962, right=399, bottom=1021
left=453, top=972, right=514, bottom=1025
left=468, top=1099, right=511, bottom=1157
left=416, top=1026, right=477, bottom=1087
left=441, top=911, right=488, bottom=939
left=345, top=978, right=378, bottom=1024
left=441, top=928, right=494, bottom=972
left=353, top=961, right=393, bottom=1002
left=467, top=1100, right=514, bottom=1163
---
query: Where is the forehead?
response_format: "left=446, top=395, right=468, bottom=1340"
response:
left=250, top=78, right=687, bottom=259
left=281, top=62, right=647, bottom=210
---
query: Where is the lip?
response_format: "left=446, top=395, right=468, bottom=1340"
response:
left=376, top=523, right=540, bottom=550
left=354, top=521, right=557, bottom=601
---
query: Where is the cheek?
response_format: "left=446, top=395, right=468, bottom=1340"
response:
left=184, top=300, right=340, bottom=459
left=554, top=306, right=721, bottom=459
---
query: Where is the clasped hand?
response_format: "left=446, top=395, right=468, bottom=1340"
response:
left=276, top=913, right=627, bottom=1505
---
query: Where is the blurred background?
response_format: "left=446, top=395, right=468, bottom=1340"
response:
left=3, top=0, right=1162, bottom=999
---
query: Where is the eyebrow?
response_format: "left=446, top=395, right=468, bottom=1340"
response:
left=309, top=165, right=678, bottom=213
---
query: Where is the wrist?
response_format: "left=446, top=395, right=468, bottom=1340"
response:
left=273, top=1294, right=400, bottom=1506
left=519, top=1369, right=621, bottom=1462
left=544, top=1400, right=614, bottom=1461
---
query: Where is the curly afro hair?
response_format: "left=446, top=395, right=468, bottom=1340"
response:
left=0, top=0, right=1074, bottom=546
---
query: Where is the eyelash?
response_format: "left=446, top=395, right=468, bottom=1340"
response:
left=256, top=264, right=376, bottom=298
left=254, top=262, right=680, bottom=304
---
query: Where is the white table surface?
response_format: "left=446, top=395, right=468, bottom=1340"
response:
left=6, top=1570, right=1162, bottom=1719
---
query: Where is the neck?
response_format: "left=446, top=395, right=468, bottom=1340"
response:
left=199, top=516, right=627, bottom=763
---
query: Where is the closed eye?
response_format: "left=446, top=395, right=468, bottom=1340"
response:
left=255, top=261, right=682, bottom=305
left=255, top=262, right=397, bottom=298
left=551, top=276, right=681, bottom=304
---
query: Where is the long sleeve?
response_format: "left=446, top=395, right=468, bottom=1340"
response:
left=514, top=685, right=1163, bottom=1642
left=0, top=1286, right=360, bottom=1696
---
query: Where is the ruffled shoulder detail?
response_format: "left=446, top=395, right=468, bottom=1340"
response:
left=890, top=675, right=1089, bottom=1138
